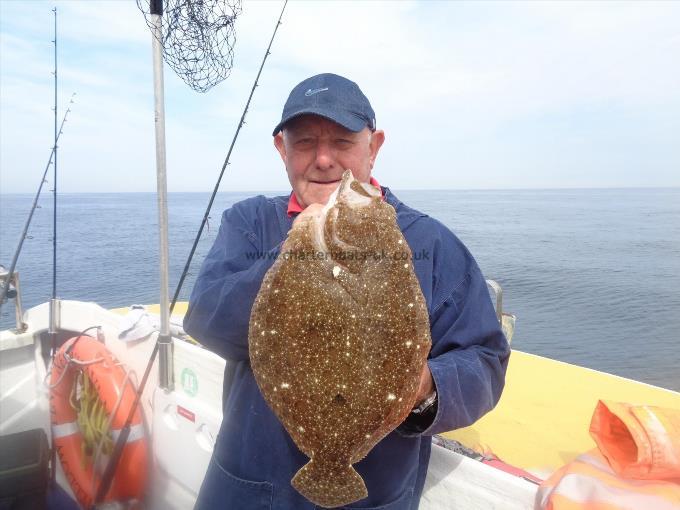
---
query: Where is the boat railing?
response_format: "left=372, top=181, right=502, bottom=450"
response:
left=486, top=279, right=516, bottom=344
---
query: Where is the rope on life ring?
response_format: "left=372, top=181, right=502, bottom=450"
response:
left=49, top=334, right=149, bottom=508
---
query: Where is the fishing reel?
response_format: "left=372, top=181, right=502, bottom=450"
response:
left=0, top=264, right=27, bottom=331
left=0, top=265, right=18, bottom=304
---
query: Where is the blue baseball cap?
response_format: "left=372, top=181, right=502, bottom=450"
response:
left=272, top=73, right=376, bottom=136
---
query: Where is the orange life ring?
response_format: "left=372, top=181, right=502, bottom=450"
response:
left=49, top=335, right=148, bottom=508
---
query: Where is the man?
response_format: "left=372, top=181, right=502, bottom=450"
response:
left=185, top=73, right=510, bottom=510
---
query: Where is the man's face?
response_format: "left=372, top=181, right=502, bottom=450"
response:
left=274, top=115, right=385, bottom=208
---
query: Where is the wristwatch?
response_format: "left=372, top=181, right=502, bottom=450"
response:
left=411, top=390, right=437, bottom=415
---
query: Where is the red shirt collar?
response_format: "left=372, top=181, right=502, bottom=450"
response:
left=287, top=177, right=383, bottom=217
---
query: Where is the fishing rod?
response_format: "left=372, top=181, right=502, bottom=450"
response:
left=170, top=0, right=288, bottom=313
left=0, top=94, right=75, bottom=311
left=92, top=2, right=288, bottom=505
left=49, top=6, right=59, bottom=484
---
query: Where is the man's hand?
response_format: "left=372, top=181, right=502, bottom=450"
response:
left=292, top=203, right=325, bottom=227
left=414, top=362, right=434, bottom=406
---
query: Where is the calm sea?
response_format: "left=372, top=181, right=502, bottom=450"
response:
left=1, top=189, right=679, bottom=391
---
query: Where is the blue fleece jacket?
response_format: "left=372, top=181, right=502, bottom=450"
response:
left=184, top=188, right=510, bottom=510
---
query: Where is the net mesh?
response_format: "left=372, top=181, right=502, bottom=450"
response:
left=137, top=0, right=242, bottom=92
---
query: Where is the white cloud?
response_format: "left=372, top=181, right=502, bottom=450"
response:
left=1, top=0, right=679, bottom=193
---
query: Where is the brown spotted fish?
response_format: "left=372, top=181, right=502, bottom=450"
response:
left=249, top=170, right=431, bottom=508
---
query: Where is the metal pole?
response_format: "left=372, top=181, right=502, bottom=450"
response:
left=150, top=3, right=173, bottom=390
left=96, top=0, right=296, bottom=503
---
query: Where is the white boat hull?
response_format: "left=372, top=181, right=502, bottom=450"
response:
left=0, top=300, right=537, bottom=509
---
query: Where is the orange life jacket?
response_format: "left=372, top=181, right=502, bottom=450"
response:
left=537, top=400, right=680, bottom=509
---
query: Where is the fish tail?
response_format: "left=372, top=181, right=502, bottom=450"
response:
left=292, top=458, right=367, bottom=508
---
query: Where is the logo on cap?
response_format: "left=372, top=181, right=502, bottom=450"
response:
left=304, top=87, right=329, bottom=97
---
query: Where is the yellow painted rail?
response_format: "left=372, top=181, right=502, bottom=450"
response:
left=443, top=350, right=680, bottom=478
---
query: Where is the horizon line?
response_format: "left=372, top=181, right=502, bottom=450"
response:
left=2, top=185, right=680, bottom=195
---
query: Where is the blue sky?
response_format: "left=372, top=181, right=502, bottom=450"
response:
left=1, top=0, right=679, bottom=193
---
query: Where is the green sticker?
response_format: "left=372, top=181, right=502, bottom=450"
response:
left=181, top=367, right=198, bottom=397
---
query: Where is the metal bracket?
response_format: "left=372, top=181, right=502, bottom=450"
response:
left=486, top=279, right=516, bottom=344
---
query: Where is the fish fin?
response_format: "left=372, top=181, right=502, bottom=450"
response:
left=291, top=459, right=367, bottom=508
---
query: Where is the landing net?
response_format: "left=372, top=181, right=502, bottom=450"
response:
left=136, top=0, right=242, bottom=92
